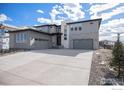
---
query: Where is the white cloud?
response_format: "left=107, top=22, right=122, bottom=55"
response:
left=50, top=7, right=62, bottom=23
left=61, top=3, right=85, bottom=21
left=90, top=3, right=119, bottom=15
left=0, top=14, right=12, bottom=22
left=37, top=18, right=51, bottom=24
left=37, top=9, right=44, bottom=14
left=99, top=18, right=124, bottom=41
left=50, top=3, right=85, bottom=23
left=37, top=3, right=85, bottom=25
left=91, top=5, right=124, bottom=21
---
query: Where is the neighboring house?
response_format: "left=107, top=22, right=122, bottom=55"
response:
left=61, top=18, right=102, bottom=49
left=0, top=24, right=18, bottom=50
left=8, top=25, right=62, bottom=50
left=100, top=40, right=115, bottom=46
left=99, top=40, right=115, bottom=49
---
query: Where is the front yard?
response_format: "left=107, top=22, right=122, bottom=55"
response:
left=89, top=49, right=124, bottom=85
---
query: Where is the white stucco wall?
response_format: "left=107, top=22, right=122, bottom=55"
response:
left=61, top=19, right=101, bottom=49
left=61, top=21, right=70, bottom=48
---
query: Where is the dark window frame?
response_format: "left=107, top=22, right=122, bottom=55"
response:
left=90, top=22, right=93, bottom=24
left=79, top=27, right=82, bottom=31
left=64, top=37, right=67, bottom=40
left=75, top=27, right=77, bottom=31
left=71, top=27, right=73, bottom=31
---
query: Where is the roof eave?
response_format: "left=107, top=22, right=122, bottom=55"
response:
left=67, top=18, right=102, bottom=25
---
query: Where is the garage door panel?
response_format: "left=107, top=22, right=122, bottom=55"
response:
left=73, top=39, right=93, bottom=49
left=32, top=40, right=49, bottom=49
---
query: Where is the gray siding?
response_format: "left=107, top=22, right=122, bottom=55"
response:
left=9, top=30, right=53, bottom=49
left=29, top=31, right=52, bottom=49
left=9, top=31, right=30, bottom=49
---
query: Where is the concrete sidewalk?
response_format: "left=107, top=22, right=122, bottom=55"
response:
left=0, top=49, right=93, bottom=85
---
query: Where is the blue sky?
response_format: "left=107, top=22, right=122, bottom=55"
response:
left=0, top=3, right=124, bottom=41
left=0, top=3, right=58, bottom=26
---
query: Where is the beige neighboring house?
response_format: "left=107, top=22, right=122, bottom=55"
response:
left=8, top=24, right=62, bottom=50
left=0, top=24, right=18, bottom=50
left=61, top=18, right=102, bottom=49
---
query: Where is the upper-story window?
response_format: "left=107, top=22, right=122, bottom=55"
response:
left=90, top=22, right=93, bottom=24
left=71, top=27, right=73, bottom=31
left=79, top=27, right=82, bottom=31
left=75, top=27, right=77, bottom=31
left=64, top=34, right=67, bottom=36
left=64, top=37, right=67, bottom=40
left=64, top=29, right=67, bottom=32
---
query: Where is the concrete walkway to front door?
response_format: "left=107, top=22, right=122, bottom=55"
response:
left=0, top=49, right=93, bottom=85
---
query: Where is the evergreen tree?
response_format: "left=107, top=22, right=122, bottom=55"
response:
left=111, top=33, right=124, bottom=78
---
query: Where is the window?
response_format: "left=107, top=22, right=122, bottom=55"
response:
left=64, top=37, right=67, bottom=40
left=16, top=33, right=27, bottom=43
left=64, top=34, right=67, bottom=36
left=79, top=27, right=82, bottom=31
left=75, top=27, right=77, bottom=31
left=24, top=33, right=27, bottom=40
left=0, top=29, right=5, bottom=35
left=90, top=22, right=93, bottom=24
left=71, top=27, right=73, bottom=31
left=64, top=29, right=67, bottom=32
left=64, top=28, right=67, bottom=40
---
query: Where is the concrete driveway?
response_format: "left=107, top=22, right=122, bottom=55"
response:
left=0, top=49, right=93, bottom=85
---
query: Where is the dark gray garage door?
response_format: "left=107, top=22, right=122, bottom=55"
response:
left=73, top=39, right=93, bottom=49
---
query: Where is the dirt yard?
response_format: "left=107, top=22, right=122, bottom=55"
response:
left=89, top=49, right=124, bottom=85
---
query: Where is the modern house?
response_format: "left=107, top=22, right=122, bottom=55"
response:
left=61, top=18, right=102, bottom=49
left=8, top=24, right=62, bottom=50
left=8, top=18, right=102, bottom=50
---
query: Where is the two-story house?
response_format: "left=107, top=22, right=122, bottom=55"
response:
left=61, top=19, right=102, bottom=49
left=8, top=18, right=102, bottom=50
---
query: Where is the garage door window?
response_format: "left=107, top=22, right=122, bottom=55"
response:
left=35, top=38, right=48, bottom=41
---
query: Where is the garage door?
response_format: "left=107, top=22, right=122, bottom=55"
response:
left=73, top=39, right=93, bottom=49
left=32, top=39, right=49, bottom=49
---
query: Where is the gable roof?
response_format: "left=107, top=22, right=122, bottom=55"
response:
left=8, top=27, right=51, bottom=35
left=8, top=27, right=62, bottom=35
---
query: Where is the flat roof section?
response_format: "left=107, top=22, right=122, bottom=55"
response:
left=66, top=18, right=102, bottom=25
